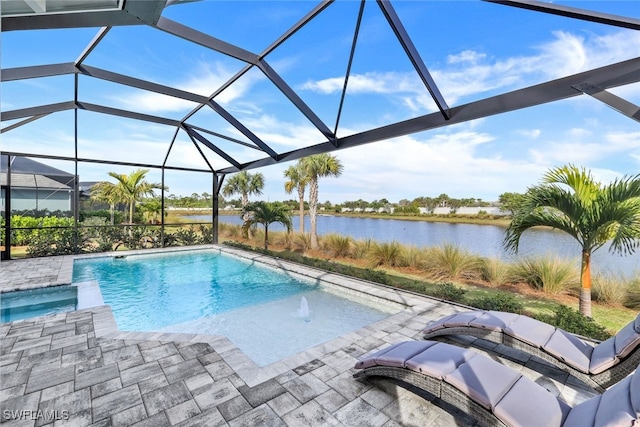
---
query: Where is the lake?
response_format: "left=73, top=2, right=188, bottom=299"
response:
left=186, top=214, right=640, bottom=278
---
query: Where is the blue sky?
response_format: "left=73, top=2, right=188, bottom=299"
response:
left=2, top=0, right=639, bottom=204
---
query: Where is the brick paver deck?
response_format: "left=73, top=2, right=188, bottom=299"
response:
left=1, top=246, right=597, bottom=426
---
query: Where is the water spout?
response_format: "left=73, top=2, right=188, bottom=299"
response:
left=297, top=296, right=310, bottom=322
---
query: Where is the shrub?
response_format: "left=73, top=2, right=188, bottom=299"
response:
left=120, top=225, right=158, bottom=249
left=293, top=233, right=312, bottom=252
left=422, top=244, right=482, bottom=281
left=27, top=227, right=92, bottom=256
left=592, top=273, right=629, bottom=305
left=323, top=233, right=352, bottom=258
left=226, top=224, right=243, bottom=238
left=623, top=276, right=640, bottom=309
left=10, top=215, right=74, bottom=246
left=217, top=222, right=228, bottom=236
left=80, top=219, right=125, bottom=252
left=221, top=241, right=389, bottom=285
left=535, top=305, right=611, bottom=341
left=80, top=209, right=124, bottom=225
left=368, top=241, right=402, bottom=267
left=398, top=245, right=426, bottom=269
left=431, top=282, right=466, bottom=303
left=174, top=226, right=200, bottom=246
left=509, top=255, right=579, bottom=295
left=199, top=225, right=214, bottom=244
left=81, top=216, right=108, bottom=230
left=360, top=268, right=389, bottom=284
left=479, top=257, right=510, bottom=286
left=469, top=292, right=524, bottom=313
left=351, top=238, right=374, bottom=259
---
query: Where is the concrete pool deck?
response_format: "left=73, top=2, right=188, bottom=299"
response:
left=1, top=246, right=597, bottom=426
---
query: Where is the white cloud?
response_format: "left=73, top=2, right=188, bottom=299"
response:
left=447, top=50, right=487, bottom=64
left=301, top=71, right=422, bottom=95
left=315, top=130, right=542, bottom=202
left=519, top=129, right=541, bottom=139
left=568, top=128, right=592, bottom=138
left=110, top=61, right=263, bottom=114
left=300, top=29, right=640, bottom=112
left=528, top=129, right=640, bottom=166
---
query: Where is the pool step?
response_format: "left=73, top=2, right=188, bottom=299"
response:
left=1, top=286, right=78, bottom=322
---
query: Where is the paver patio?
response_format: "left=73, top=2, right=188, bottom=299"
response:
left=0, top=247, right=597, bottom=426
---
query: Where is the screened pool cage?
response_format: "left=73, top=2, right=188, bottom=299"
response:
left=1, top=0, right=639, bottom=259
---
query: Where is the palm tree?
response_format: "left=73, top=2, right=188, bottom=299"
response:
left=284, top=164, right=308, bottom=234
left=504, top=165, right=640, bottom=317
left=139, top=198, right=163, bottom=224
left=222, top=171, right=265, bottom=226
left=90, top=181, right=120, bottom=225
left=108, top=169, right=164, bottom=224
left=300, top=153, right=343, bottom=249
left=241, top=201, right=292, bottom=250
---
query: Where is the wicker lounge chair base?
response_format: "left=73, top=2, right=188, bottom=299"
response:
left=354, top=340, right=640, bottom=427
left=422, top=310, right=640, bottom=392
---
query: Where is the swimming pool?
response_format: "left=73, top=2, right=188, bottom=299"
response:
left=72, top=249, right=401, bottom=366
left=1, top=282, right=103, bottom=323
left=1, top=286, right=77, bottom=322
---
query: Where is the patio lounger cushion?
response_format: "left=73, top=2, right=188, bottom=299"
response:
left=374, top=340, right=438, bottom=368
left=492, top=376, right=571, bottom=427
left=442, top=311, right=483, bottom=328
left=443, top=354, right=521, bottom=410
left=354, top=340, right=640, bottom=427
left=588, top=337, right=618, bottom=374
left=354, top=341, right=434, bottom=369
left=423, top=310, right=640, bottom=391
left=565, top=372, right=640, bottom=426
left=542, top=329, right=593, bottom=372
left=614, top=322, right=640, bottom=358
left=503, top=314, right=556, bottom=348
left=468, top=311, right=519, bottom=331
left=404, top=343, right=477, bottom=379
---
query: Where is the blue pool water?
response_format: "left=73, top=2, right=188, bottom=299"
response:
left=1, top=286, right=77, bottom=322
left=72, top=249, right=400, bottom=366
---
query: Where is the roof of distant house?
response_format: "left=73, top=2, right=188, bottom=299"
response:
left=1, top=157, right=75, bottom=189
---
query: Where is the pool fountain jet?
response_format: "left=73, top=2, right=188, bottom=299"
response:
left=298, top=296, right=310, bottom=323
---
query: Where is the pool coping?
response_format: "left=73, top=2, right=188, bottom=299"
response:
left=3, top=245, right=439, bottom=387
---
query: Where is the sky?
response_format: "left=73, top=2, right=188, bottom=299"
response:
left=2, top=0, right=640, bottom=204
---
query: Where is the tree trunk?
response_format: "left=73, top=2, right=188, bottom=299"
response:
left=309, top=178, right=319, bottom=249
left=264, top=226, right=269, bottom=250
left=297, top=186, right=305, bottom=234
left=129, top=202, right=134, bottom=224
left=242, top=193, right=251, bottom=239
left=579, top=250, right=592, bottom=317
left=109, top=203, right=115, bottom=225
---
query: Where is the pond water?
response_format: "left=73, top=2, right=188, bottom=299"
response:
left=186, top=214, right=640, bottom=278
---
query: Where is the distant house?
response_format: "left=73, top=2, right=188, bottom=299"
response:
left=1, top=156, right=76, bottom=213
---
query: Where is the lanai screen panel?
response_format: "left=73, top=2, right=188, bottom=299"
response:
left=1, top=0, right=639, bottom=176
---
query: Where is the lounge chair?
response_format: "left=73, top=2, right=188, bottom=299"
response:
left=422, top=310, right=640, bottom=392
left=354, top=340, right=640, bottom=427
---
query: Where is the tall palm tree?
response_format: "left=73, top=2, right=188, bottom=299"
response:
left=90, top=181, right=120, bottom=225
left=108, top=169, right=164, bottom=224
left=300, top=153, right=343, bottom=249
left=504, top=165, right=640, bottom=317
left=222, top=171, right=265, bottom=221
left=241, top=201, right=292, bottom=250
left=284, top=164, right=308, bottom=234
